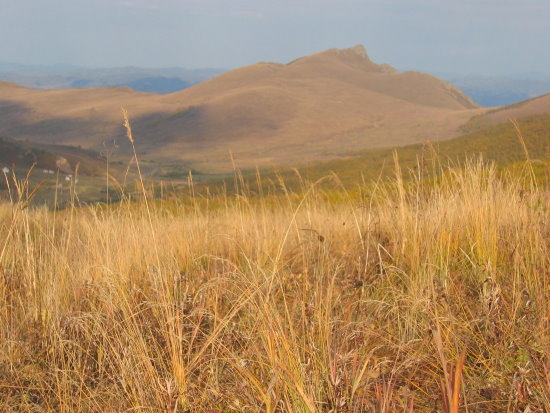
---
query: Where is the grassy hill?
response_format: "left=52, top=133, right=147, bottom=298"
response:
left=7, top=110, right=547, bottom=206
left=0, top=46, right=483, bottom=171
left=207, top=112, right=550, bottom=194
left=462, top=93, right=550, bottom=132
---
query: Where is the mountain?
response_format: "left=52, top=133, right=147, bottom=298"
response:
left=0, top=46, right=483, bottom=171
left=114, top=77, right=191, bottom=94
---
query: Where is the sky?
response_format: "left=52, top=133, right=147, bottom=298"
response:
left=0, top=0, right=549, bottom=76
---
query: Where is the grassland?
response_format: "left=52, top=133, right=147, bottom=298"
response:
left=0, top=149, right=548, bottom=411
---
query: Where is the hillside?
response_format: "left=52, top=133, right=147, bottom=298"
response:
left=217, top=111, right=550, bottom=192
left=477, top=92, right=550, bottom=123
left=0, top=136, right=104, bottom=176
left=0, top=46, right=483, bottom=171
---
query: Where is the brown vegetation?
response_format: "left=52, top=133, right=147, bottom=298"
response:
left=0, top=157, right=548, bottom=411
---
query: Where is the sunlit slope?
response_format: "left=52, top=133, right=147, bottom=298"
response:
left=237, top=112, right=550, bottom=189
left=167, top=45, right=476, bottom=110
left=0, top=46, right=482, bottom=170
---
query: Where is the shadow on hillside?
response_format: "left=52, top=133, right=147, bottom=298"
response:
left=0, top=100, right=215, bottom=157
left=0, top=99, right=129, bottom=152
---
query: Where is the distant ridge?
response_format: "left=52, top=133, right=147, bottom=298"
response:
left=0, top=45, right=484, bottom=170
left=0, top=64, right=223, bottom=94
left=178, top=45, right=477, bottom=110
left=461, top=93, right=550, bottom=133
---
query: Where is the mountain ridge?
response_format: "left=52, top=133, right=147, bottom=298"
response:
left=0, top=45, right=484, bottom=170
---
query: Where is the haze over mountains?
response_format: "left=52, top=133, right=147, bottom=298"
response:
left=3, top=60, right=549, bottom=108
left=0, top=45, right=489, bottom=171
left=442, top=74, right=550, bottom=107
left=1, top=43, right=549, bottom=206
left=0, top=63, right=223, bottom=94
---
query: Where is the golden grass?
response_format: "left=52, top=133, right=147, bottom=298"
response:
left=0, top=159, right=549, bottom=411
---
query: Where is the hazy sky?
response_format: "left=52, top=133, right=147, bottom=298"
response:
left=0, top=0, right=549, bottom=75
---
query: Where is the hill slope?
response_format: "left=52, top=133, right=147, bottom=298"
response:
left=459, top=93, right=550, bottom=133
left=247, top=111, right=550, bottom=190
left=0, top=136, right=104, bottom=176
left=0, top=46, right=482, bottom=171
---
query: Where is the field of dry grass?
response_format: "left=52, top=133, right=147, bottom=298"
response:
left=0, top=155, right=548, bottom=411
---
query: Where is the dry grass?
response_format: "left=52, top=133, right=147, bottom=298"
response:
left=0, top=159, right=548, bottom=412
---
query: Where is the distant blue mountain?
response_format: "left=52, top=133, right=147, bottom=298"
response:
left=440, top=74, right=550, bottom=107
left=117, top=76, right=191, bottom=94
left=458, top=89, right=534, bottom=108
left=67, top=76, right=192, bottom=94
left=0, top=62, right=224, bottom=94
